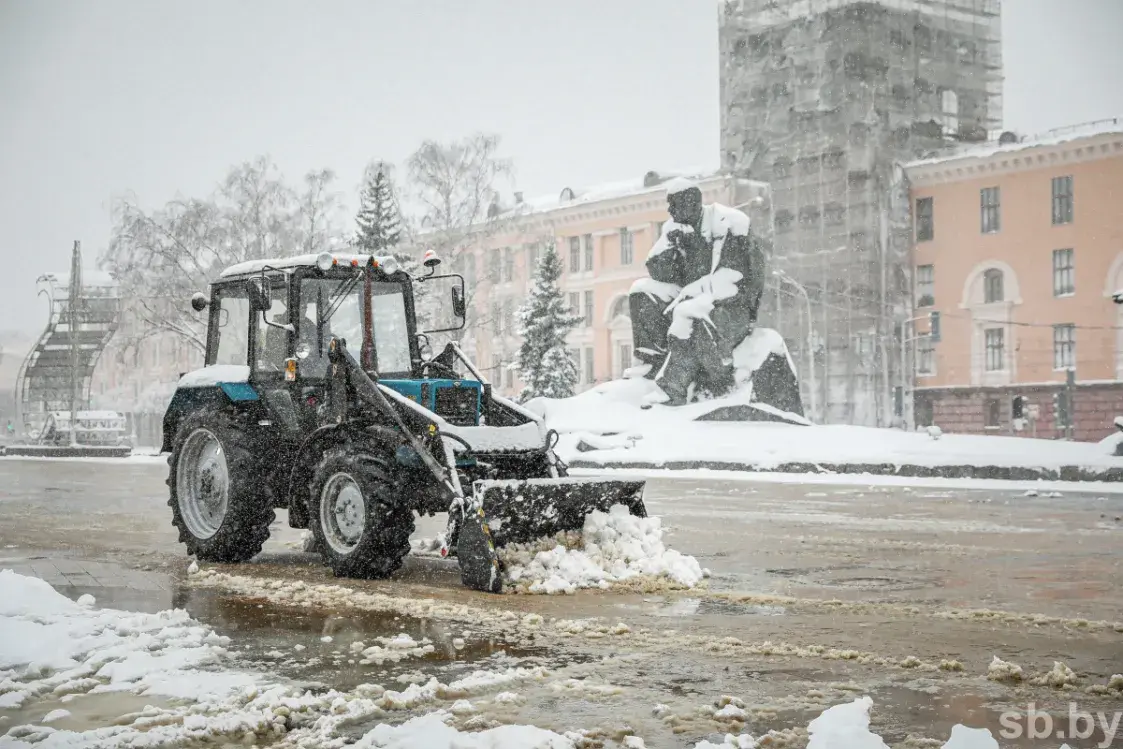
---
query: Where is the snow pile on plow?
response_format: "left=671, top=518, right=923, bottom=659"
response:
left=500, top=504, right=705, bottom=595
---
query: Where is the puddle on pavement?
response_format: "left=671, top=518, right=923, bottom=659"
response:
left=0, top=691, right=174, bottom=732
left=871, top=685, right=1120, bottom=749
left=613, top=596, right=786, bottom=618
left=168, top=585, right=552, bottom=690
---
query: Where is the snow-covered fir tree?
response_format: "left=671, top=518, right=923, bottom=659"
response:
left=514, top=242, right=582, bottom=402
left=351, top=163, right=436, bottom=330
left=353, top=164, right=402, bottom=252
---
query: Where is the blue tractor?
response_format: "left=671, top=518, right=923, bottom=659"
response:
left=162, top=251, right=645, bottom=592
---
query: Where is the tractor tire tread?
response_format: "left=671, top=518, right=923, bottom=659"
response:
left=167, top=410, right=275, bottom=563
left=308, top=445, right=414, bottom=579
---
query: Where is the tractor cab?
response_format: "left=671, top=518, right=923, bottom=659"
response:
left=192, top=251, right=474, bottom=431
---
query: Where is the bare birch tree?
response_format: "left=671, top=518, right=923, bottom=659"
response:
left=404, top=133, right=515, bottom=347
left=101, top=157, right=341, bottom=354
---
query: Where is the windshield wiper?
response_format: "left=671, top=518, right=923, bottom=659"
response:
left=317, top=270, right=363, bottom=356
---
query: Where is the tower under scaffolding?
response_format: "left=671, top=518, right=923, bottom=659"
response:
left=16, top=241, right=122, bottom=440
left=719, top=0, right=1002, bottom=425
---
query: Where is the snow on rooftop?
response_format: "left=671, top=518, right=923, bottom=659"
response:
left=906, top=117, right=1123, bottom=170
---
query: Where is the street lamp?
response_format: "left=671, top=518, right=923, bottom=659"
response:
left=773, top=269, right=818, bottom=420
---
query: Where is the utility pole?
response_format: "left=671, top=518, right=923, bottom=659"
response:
left=1065, top=367, right=1075, bottom=441
left=68, top=241, right=82, bottom=447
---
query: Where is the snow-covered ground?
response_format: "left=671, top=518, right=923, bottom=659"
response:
left=529, top=379, right=1123, bottom=473
left=1, top=567, right=1029, bottom=748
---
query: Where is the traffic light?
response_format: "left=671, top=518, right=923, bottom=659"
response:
left=1053, top=390, right=1069, bottom=428
left=929, top=310, right=941, bottom=343
left=1011, top=395, right=1024, bottom=419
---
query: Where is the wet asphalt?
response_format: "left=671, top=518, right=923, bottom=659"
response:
left=1, top=457, right=1122, bottom=747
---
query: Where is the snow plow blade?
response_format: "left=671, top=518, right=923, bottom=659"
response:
left=456, top=477, right=647, bottom=593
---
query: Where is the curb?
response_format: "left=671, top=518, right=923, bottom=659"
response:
left=567, top=459, right=1123, bottom=483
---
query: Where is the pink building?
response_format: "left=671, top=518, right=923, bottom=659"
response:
left=440, top=171, right=770, bottom=399
left=905, top=119, right=1123, bottom=440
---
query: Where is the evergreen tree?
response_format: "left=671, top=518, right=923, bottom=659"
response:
left=354, top=164, right=402, bottom=252
left=515, top=242, right=582, bottom=402
left=352, top=163, right=435, bottom=329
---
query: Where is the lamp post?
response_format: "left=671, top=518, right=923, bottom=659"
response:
left=773, top=269, right=817, bottom=420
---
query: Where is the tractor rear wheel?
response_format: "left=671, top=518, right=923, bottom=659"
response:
left=308, top=446, right=414, bottom=579
left=167, top=410, right=275, bottom=563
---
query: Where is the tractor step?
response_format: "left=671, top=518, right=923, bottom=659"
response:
left=456, top=477, right=647, bottom=593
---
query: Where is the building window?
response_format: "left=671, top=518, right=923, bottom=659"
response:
left=568, top=292, right=580, bottom=315
left=1052, top=248, right=1074, bottom=296
left=569, top=237, right=581, bottom=273
left=618, top=343, right=632, bottom=376
left=1053, top=324, right=1075, bottom=370
left=583, top=234, right=594, bottom=271
left=583, top=290, right=594, bottom=327
left=1052, top=175, right=1073, bottom=225
left=983, top=268, right=1004, bottom=303
left=525, top=243, right=539, bottom=275
left=915, top=197, right=933, bottom=241
left=502, top=298, right=513, bottom=337
left=488, top=250, right=501, bottom=282
left=568, top=348, right=580, bottom=372
left=502, top=247, right=514, bottom=282
left=491, top=355, right=502, bottom=383
left=917, top=336, right=934, bottom=375
left=619, top=229, right=634, bottom=265
left=985, top=397, right=1002, bottom=427
left=584, top=346, right=594, bottom=384
left=984, top=328, right=1005, bottom=371
left=491, top=302, right=501, bottom=335
left=980, top=187, right=1000, bottom=233
left=916, top=264, right=934, bottom=307
left=505, top=363, right=514, bottom=390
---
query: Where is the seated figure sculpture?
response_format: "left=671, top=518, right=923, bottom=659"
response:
left=629, top=179, right=768, bottom=406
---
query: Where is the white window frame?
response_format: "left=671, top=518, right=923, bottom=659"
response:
left=1053, top=323, right=1075, bottom=371
left=984, top=328, right=1005, bottom=372
left=619, top=228, right=634, bottom=265
left=1052, top=248, right=1074, bottom=297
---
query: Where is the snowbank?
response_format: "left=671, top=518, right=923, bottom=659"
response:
left=0, top=569, right=253, bottom=709
left=501, top=504, right=705, bottom=594
left=530, top=378, right=1122, bottom=474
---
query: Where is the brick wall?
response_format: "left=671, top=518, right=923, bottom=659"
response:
left=915, top=383, right=1123, bottom=442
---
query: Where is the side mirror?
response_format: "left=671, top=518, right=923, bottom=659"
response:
left=246, top=277, right=271, bottom=311
left=190, top=292, right=209, bottom=312
left=451, top=285, right=466, bottom=319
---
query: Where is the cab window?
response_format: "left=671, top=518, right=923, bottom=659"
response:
left=211, top=285, right=249, bottom=366
left=254, top=281, right=290, bottom=373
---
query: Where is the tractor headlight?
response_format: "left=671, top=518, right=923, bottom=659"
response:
left=379, top=256, right=400, bottom=275
left=315, top=252, right=334, bottom=272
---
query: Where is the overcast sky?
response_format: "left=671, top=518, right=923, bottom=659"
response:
left=1, top=0, right=1121, bottom=335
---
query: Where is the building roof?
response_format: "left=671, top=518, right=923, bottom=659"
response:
left=516, top=167, right=718, bottom=214
left=416, top=167, right=757, bottom=238
left=905, top=118, right=1123, bottom=170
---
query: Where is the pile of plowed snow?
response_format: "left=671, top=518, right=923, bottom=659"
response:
left=500, top=504, right=705, bottom=595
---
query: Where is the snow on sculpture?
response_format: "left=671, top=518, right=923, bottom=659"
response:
left=627, top=179, right=803, bottom=419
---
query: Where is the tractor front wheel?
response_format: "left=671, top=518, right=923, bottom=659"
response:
left=168, top=411, right=275, bottom=563
left=308, top=447, right=414, bottom=579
